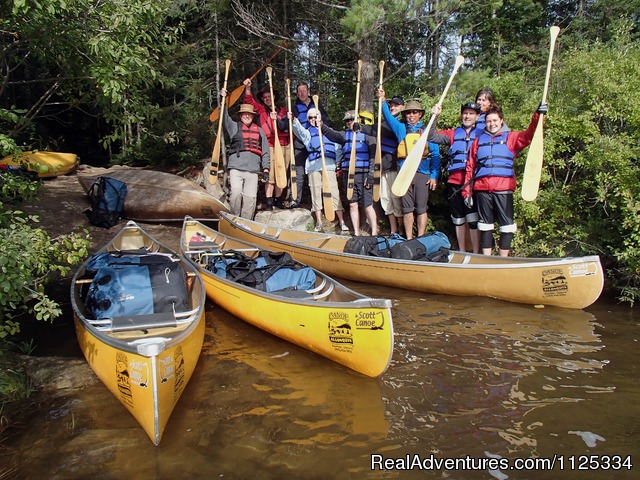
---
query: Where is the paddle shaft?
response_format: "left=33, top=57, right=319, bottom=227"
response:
left=286, top=78, right=297, bottom=201
left=210, top=59, right=231, bottom=183
left=266, top=67, right=287, bottom=189
left=209, top=44, right=286, bottom=123
left=313, top=95, right=335, bottom=222
left=521, top=26, right=560, bottom=202
left=391, top=55, right=464, bottom=198
left=346, top=60, right=363, bottom=200
left=372, top=60, right=384, bottom=202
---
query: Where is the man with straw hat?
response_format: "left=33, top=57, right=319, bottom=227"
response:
left=221, top=88, right=270, bottom=219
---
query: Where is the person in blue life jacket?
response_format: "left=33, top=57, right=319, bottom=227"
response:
left=377, top=89, right=441, bottom=240
left=428, top=101, right=482, bottom=253
left=221, top=88, right=270, bottom=220
left=355, top=96, right=405, bottom=235
left=290, top=108, right=348, bottom=232
left=322, top=110, right=378, bottom=236
left=290, top=82, right=330, bottom=208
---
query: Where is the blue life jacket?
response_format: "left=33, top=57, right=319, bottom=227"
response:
left=296, top=102, right=312, bottom=128
left=306, top=127, right=336, bottom=172
left=341, top=131, right=370, bottom=171
left=475, top=131, right=514, bottom=178
left=448, top=127, right=480, bottom=173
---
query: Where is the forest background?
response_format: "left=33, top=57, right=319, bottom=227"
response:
left=0, top=0, right=639, bottom=344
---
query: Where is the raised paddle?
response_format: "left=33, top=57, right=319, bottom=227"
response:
left=208, top=43, right=286, bottom=123
left=266, top=66, right=287, bottom=189
left=285, top=78, right=298, bottom=202
left=346, top=60, right=363, bottom=200
left=521, top=26, right=560, bottom=202
left=210, top=59, right=231, bottom=185
left=313, top=95, right=335, bottom=222
left=372, top=60, right=385, bottom=202
left=391, top=55, right=465, bottom=197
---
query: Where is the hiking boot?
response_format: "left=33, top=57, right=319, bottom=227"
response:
left=289, top=201, right=300, bottom=209
left=340, top=223, right=349, bottom=232
left=265, top=199, right=273, bottom=211
left=274, top=197, right=285, bottom=209
left=315, top=222, right=323, bottom=232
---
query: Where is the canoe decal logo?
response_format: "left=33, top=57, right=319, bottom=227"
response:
left=568, top=262, right=597, bottom=277
left=542, top=268, right=568, bottom=297
left=354, top=311, right=385, bottom=330
left=130, top=359, right=149, bottom=388
left=116, top=352, right=133, bottom=407
left=160, top=355, right=175, bottom=384
left=328, top=312, right=354, bottom=353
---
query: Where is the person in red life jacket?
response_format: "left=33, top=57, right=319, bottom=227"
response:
left=462, top=102, right=548, bottom=256
left=378, top=90, right=441, bottom=240
left=322, top=110, right=378, bottom=236
left=289, top=82, right=330, bottom=208
left=290, top=108, right=348, bottom=232
left=221, top=89, right=270, bottom=220
left=243, top=79, right=290, bottom=210
left=428, top=101, right=482, bottom=253
left=356, top=97, right=405, bottom=235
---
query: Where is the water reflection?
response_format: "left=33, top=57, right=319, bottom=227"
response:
left=2, top=285, right=638, bottom=480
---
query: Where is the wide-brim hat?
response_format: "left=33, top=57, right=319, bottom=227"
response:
left=401, top=99, right=424, bottom=114
left=237, top=104, right=257, bottom=115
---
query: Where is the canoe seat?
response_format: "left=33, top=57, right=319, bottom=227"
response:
left=87, top=308, right=200, bottom=332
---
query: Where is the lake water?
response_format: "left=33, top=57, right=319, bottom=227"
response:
left=1, top=281, right=637, bottom=480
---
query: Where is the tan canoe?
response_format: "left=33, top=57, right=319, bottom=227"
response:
left=218, top=212, right=604, bottom=310
left=78, top=169, right=229, bottom=221
left=70, top=221, right=206, bottom=445
left=180, top=216, right=394, bottom=377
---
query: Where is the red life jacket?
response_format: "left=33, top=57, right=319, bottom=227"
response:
left=230, top=122, right=263, bottom=156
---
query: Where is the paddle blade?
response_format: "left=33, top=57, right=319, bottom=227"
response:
left=521, top=119, right=545, bottom=201
left=322, top=170, right=335, bottom=222
left=273, top=140, right=287, bottom=189
left=391, top=125, right=431, bottom=197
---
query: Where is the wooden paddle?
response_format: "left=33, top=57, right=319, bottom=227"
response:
left=391, top=55, right=464, bottom=197
left=285, top=78, right=297, bottom=202
left=210, top=59, right=231, bottom=185
left=208, top=43, right=286, bottom=123
left=266, top=66, right=287, bottom=189
left=521, top=26, right=560, bottom=202
left=313, top=95, right=335, bottom=222
left=346, top=60, right=363, bottom=200
left=372, top=60, right=385, bottom=202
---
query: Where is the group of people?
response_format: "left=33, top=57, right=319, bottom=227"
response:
left=219, top=79, right=546, bottom=255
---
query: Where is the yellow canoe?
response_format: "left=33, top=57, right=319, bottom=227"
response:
left=70, top=221, right=206, bottom=445
left=218, top=212, right=604, bottom=310
left=1, top=151, right=78, bottom=177
left=180, top=216, right=394, bottom=377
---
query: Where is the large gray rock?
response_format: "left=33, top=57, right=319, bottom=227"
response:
left=254, top=208, right=314, bottom=231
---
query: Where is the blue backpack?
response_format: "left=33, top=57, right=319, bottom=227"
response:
left=85, top=176, right=127, bottom=229
left=83, top=251, right=190, bottom=319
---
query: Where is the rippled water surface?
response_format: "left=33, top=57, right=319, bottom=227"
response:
left=2, top=282, right=638, bottom=479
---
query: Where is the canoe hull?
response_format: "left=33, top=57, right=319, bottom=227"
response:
left=1, top=151, right=78, bottom=177
left=71, top=221, right=206, bottom=444
left=78, top=169, right=229, bottom=221
left=218, top=213, right=604, bottom=310
left=181, top=217, right=394, bottom=377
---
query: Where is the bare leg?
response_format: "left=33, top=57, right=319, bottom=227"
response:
left=416, top=212, right=427, bottom=237
left=388, top=214, right=398, bottom=234
left=365, top=205, right=378, bottom=236
left=455, top=224, right=467, bottom=251
left=403, top=212, right=414, bottom=240
left=470, top=228, right=481, bottom=254
left=498, top=249, right=509, bottom=257
left=350, top=203, right=360, bottom=235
